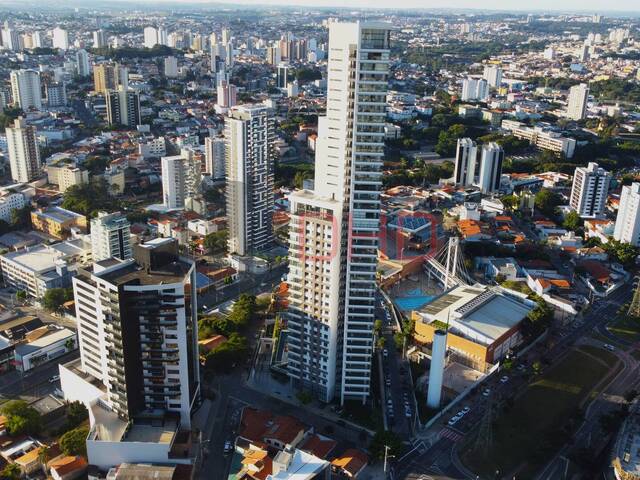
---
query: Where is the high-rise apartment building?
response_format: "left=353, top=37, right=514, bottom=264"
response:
left=461, top=77, right=489, bottom=102
left=91, top=211, right=132, bottom=262
left=10, top=69, right=42, bottom=110
left=216, top=80, right=237, bottom=109
left=52, top=27, right=69, bottom=50
left=567, top=83, right=589, bottom=121
left=477, top=142, right=504, bottom=194
left=93, top=63, right=126, bottom=93
left=31, top=30, right=42, bottom=48
left=483, top=65, right=502, bottom=88
left=106, top=87, right=141, bottom=128
left=6, top=117, right=41, bottom=183
left=285, top=22, right=390, bottom=404
left=204, top=136, right=225, bottom=179
left=614, top=183, right=640, bottom=246
left=76, top=49, right=91, bottom=77
left=143, top=26, right=158, bottom=48
left=93, top=29, right=106, bottom=48
left=161, top=149, right=201, bottom=210
left=164, top=56, right=178, bottom=77
left=453, top=138, right=478, bottom=187
left=267, top=46, right=282, bottom=66
left=225, top=105, right=275, bottom=257
left=61, top=238, right=200, bottom=469
left=569, top=162, right=611, bottom=218
left=2, top=25, right=20, bottom=51
left=45, top=82, right=67, bottom=107
left=277, top=64, right=291, bottom=89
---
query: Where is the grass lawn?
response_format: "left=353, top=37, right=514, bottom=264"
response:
left=462, top=346, right=618, bottom=479
left=607, top=315, right=640, bottom=343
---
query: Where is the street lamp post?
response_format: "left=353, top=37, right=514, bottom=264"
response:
left=383, top=445, right=395, bottom=477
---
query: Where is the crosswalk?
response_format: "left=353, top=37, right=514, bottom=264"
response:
left=438, top=427, right=463, bottom=442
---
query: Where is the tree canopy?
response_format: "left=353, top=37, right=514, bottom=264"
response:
left=60, top=426, right=89, bottom=457
left=1, top=400, right=42, bottom=436
left=42, top=288, right=74, bottom=313
left=61, top=179, right=120, bottom=217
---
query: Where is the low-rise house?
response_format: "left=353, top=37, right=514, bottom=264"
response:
left=237, top=408, right=309, bottom=452
left=330, top=449, right=368, bottom=479
left=49, top=455, right=88, bottom=480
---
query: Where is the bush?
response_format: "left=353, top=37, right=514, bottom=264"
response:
left=60, top=426, right=89, bottom=456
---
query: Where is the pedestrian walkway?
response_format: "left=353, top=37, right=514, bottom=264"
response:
left=438, top=427, right=463, bottom=442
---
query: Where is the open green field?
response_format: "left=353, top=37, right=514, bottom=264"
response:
left=608, top=315, right=640, bottom=343
left=462, top=346, right=619, bottom=479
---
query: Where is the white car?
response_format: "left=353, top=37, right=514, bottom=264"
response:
left=482, top=388, right=491, bottom=397
left=462, top=406, right=471, bottom=414
left=448, top=417, right=458, bottom=426
left=500, top=375, right=509, bottom=383
left=49, top=375, right=60, bottom=383
left=604, top=343, right=615, bottom=352
left=383, top=349, right=388, bottom=357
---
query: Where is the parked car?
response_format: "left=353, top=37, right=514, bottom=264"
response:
left=500, top=375, right=509, bottom=383
left=49, top=375, right=60, bottom=383
left=482, top=388, right=491, bottom=397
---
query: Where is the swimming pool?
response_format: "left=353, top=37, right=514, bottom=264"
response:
left=394, top=289, right=436, bottom=311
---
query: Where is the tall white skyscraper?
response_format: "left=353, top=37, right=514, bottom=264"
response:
left=31, top=30, right=42, bottom=48
left=216, top=80, right=237, bottom=109
left=76, top=49, right=91, bottom=77
left=164, top=56, right=178, bottom=77
left=91, top=211, right=132, bottom=261
left=143, top=27, right=158, bottom=48
left=453, top=138, right=478, bottom=187
left=10, top=69, right=42, bottom=111
left=6, top=117, right=41, bottom=183
left=461, top=77, right=489, bottom=102
left=483, top=65, right=502, bottom=88
left=204, top=136, right=225, bottom=179
left=567, top=83, right=589, bottom=121
left=52, top=27, right=69, bottom=50
left=614, top=183, right=640, bottom=246
left=569, top=162, right=611, bottom=218
left=161, top=149, right=201, bottom=210
left=225, top=105, right=275, bottom=257
left=93, top=29, right=106, bottom=48
left=221, top=28, right=231, bottom=45
left=477, top=142, right=504, bottom=194
left=2, top=26, right=20, bottom=51
left=157, top=27, right=168, bottom=46
left=285, top=22, right=390, bottom=404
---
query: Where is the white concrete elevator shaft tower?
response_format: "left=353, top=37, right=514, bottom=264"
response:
left=427, top=329, right=447, bottom=409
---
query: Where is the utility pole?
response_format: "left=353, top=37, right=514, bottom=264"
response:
left=383, top=445, right=395, bottom=477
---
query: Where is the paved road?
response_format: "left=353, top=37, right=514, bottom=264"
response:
left=0, top=350, right=79, bottom=403
left=377, top=297, right=415, bottom=439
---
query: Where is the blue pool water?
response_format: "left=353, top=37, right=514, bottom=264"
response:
left=394, top=289, right=436, bottom=311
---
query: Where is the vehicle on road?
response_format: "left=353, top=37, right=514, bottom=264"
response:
left=462, top=406, right=470, bottom=413
left=603, top=343, right=615, bottom=351
left=223, top=441, right=233, bottom=455
left=482, top=388, right=491, bottom=397
left=500, top=375, right=509, bottom=383
left=49, top=375, right=60, bottom=383
left=383, top=349, right=388, bottom=358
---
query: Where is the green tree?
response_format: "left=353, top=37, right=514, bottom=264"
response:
left=369, top=430, right=404, bottom=460
left=61, top=179, right=119, bottom=217
left=60, top=426, right=89, bottom=456
left=0, top=463, right=21, bottom=480
left=10, top=205, right=33, bottom=230
left=203, top=230, right=228, bottom=254
left=562, top=211, right=583, bottom=232
left=435, top=124, right=466, bottom=157
left=42, top=288, right=74, bottom=313
left=534, top=189, right=562, bottom=218
left=1, top=400, right=42, bottom=435
left=203, top=333, right=249, bottom=372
